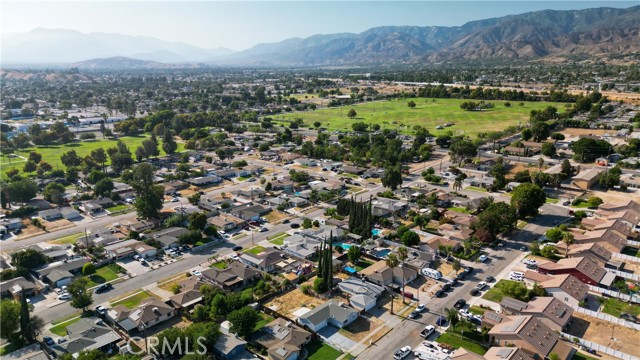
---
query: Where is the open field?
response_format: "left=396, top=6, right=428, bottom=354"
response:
left=3, top=134, right=184, bottom=177
left=278, top=98, right=565, bottom=137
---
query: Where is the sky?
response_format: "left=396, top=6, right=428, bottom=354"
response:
left=1, top=1, right=637, bottom=51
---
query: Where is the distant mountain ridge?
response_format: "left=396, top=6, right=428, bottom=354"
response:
left=1, top=6, right=638, bottom=67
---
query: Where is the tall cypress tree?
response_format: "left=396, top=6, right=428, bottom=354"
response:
left=20, top=294, right=32, bottom=342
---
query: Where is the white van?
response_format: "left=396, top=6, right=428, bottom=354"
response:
left=421, top=268, right=443, bottom=280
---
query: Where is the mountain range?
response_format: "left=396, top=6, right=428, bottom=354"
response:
left=2, top=6, right=638, bottom=68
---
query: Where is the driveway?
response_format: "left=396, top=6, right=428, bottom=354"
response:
left=317, top=325, right=360, bottom=353
left=116, top=257, right=150, bottom=276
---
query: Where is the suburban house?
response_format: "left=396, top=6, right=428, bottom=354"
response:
left=152, top=227, right=189, bottom=249
left=483, top=347, right=536, bottom=360
left=81, top=198, right=114, bottom=214
left=425, top=236, right=462, bottom=253
left=104, top=240, right=157, bottom=259
left=360, top=260, right=418, bottom=287
left=186, top=174, right=222, bottom=187
left=255, top=318, right=312, bottom=360
left=499, top=297, right=573, bottom=331
left=125, top=219, right=159, bottom=233
left=489, top=315, right=575, bottom=360
left=200, top=261, right=261, bottom=290
left=556, top=242, right=617, bottom=268
left=297, top=299, right=359, bottom=332
left=337, top=277, right=385, bottom=311
left=226, top=203, right=271, bottom=221
left=240, top=248, right=285, bottom=273
left=270, top=179, right=294, bottom=192
left=108, top=298, right=176, bottom=332
left=598, top=199, right=640, bottom=214
left=0, top=277, right=38, bottom=299
left=572, top=228, right=628, bottom=253
left=38, top=209, right=63, bottom=221
left=537, top=256, right=615, bottom=288
left=341, top=165, right=367, bottom=175
left=169, top=289, right=203, bottom=311
left=213, top=333, right=249, bottom=360
left=35, top=257, right=89, bottom=286
left=571, top=168, right=603, bottom=190
left=282, top=235, right=321, bottom=259
left=207, top=213, right=246, bottom=231
left=61, top=318, right=121, bottom=357
left=536, top=274, right=589, bottom=308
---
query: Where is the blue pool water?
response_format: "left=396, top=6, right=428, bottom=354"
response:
left=374, top=249, right=391, bottom=258
left=344, top=266, right=357, bottom=274
left=372, top=229, right=382, bottom=236
left=340, top=243, right=353, bottom=250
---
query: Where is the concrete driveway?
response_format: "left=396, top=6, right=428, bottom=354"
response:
left=317, top=325, right=361, bottom=353
left=116, top=257, right=149, bottom=276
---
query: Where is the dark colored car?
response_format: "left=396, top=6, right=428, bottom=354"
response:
left=95, top=283, right=113, bottom=294
left=447, top=278, right=459, bottom=286
left=486, top=276, right=495, bottom=283
left=464, top=267, right=474, bottom=274
left=43, top=336, right=55, bottom=346
left=435, top=316, right=447, bottom=326
left=470, top=288, right=480, bottom=296
left=290, top=223, right=300, bottom=228
left=456, top=272, right=466, bottom=280
left=283, top=219, right=290, bottom=224
left=453, top=299, right=467, bottom=309
left=442, top=283, right=451, bottom=292
left=232, top=246, right=243, bottom=251
left=435, top=289, right=445, bottom=298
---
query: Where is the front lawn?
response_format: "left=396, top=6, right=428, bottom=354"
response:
left=465, top=186, right=487, bottom=193
left=306, top=339, right=342, bottom=360
left=210, top=261, right=228, bottom=269
left=49, top=316, right=82, bottom=336
left=110, top=290, right=154, bottom=309
left=437, top=327, right=488, bottom=355
left=85, top=265, right=120, bottom=287
left=449, top=207, right=471, bottom=214
left=481, top=279, right=518, bottom=303
left=469, top=305, right=487, bottom=315
left=545, top=198, right=559, bottom=204
left=105, top=204, right=130, bottom=213
left=243, top=245, right=266, bottom=255
left=0, top=342, right=22, bottom=356
left=601, top=297, right=640, bottom=318
left=268, top=232, right=289, bottom=245
left=253, top=313, right=274, bottom=332
left=50, top=233, right=83, bottom=245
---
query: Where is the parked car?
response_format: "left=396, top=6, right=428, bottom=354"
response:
left=459, top=309, right=471, bottom=319
left=190, top=270, right=202, bottom=277
left=478, top=255, right=488, bottom=262
left=282, top=219, right=290, bottom=224
left=464, top=267, right=474, bottom=274
left=95, top=283, right=113, bottom=294
left=476, top=282, right=487, bottom=290
left=290, top=223, right=300, bottom=228
left=133, top=255, right=140, bottom=260
left=456, top=272, right=466, bottom=280
left=95, top=306, right=107, bottom=315
left=409, top=310, right=420, bottom=319
left=416, top=304, right=427, bottom=313
left=435, top=289, right=445, bottom=298
left=486, top=276, right=495, bottom=282
left=393, top=346, right=412, bottom=360
left=43, top=336, right=55, bottom=346
left=469, top=288, right=480, bottom=296
left=420, top=325, right=435, bottom=338
left=232, top=246, right=243, bottom=251
left=453, top=299, right=466, bottom=309
left=259, top=227, right=268, bottom=232
left=58, top=293, right=71, bottom=301
left=435, top=316, right=447, bottom=326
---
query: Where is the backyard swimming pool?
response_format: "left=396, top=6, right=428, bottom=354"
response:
left=372, top=229, right=382, bottom=236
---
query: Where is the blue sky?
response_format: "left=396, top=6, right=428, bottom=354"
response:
left=1, top=1, right=636, bottom=50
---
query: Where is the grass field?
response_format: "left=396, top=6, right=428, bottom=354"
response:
left=210, top=261, right=228, bottom=269
left=307, top=339, right=343, bottom=360
left=3, top=134, right=184, bottom=177
left=437, top=327, right=488, bottom=355
left=49, top=316, right=82, bottom=336
left=105, top=204, right=130, bottom=213
left=85, top=265, right=121, bottom=287
left=268, top=232, right=289, bottom=245
left=50, top=232, right=83, bottom=245
left=243, top=245, right=266, bottom=255
left=278, top=98, right=564, bottom=137
left=601, top=297, right=640, bottom=318
left=111, top=290, right=154, bottom=309
left=355, top=259, right=374, bottom=272
left=481, top=280, right=518, bottom=303
left=253, top=313, right=275, bottom=332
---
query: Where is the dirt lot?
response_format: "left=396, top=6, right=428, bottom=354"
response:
left=265, top=285, right=325, bottom=317
left=436, top=262, right=458, bottom=278
left=264, top=211, right=290, bottom=223
left=585, top=189, right=640, bottom=205
left=16, top=223, right=46, bottom=239
left=338, top=317, right=380, bottom=342
left=560, top=128, right=615, bottom=137
left=568, top=312, right=640, bottom=357
left=41, top=219, right=74, bottom=231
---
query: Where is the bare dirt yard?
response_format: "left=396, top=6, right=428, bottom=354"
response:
left=41, top=219, right=74, bottom=232
left=568, top=312, right=640, bottom=357
left=265, top=285, right=325, bottom=317
left=586, top=189, right=640, bottom=205
left=338, top=316, right=386, bottom=343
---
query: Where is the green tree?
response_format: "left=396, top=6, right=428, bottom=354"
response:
left=541, top=143, right=556, bottom=157
left=302, top=218, right=312, bottom=229
left=94, top=178, right=114, bottom=197
left=20, top=293, right=32, bottom=342
left=347, top=245, right=361, bottom=265
left=472, top=202, right=517, bottom=241
left=43, top=182, right=65, bottom=204
left=23, top=160, right=37, bottom=174
left=347, top=109, right=357, bottom=118
left=162, top=129, right=178, bottom=155
left=401, top=231, right=420, bottom=246
left=560, top=159, right=572, bottom=179
left=382, top=165, right=403, bottom=190
left=11, top=249, right=47, bottom=268
left=445, top=307, right=459, bottom=331
left=521, top=128, right=532, bottom=141
left=188, top=212, right=207, bottom=231
left=61, top=150, right=82, bottom=168
left=228, top=307, right=260, bottom=338
left=449, top=138, right=477, bottom=166
left=90, top=148, right=108, bottom=173
left=571, top=138, right=611, bottom=162
left=545, top=228, right=563, bottom=242
left=68, top=278, right=93, bottom=312
left=531, top=122, right=550, bottom=141
left=561, top=232, right=574, bottom=257
left=0, top=299, right=20, bottom=342
left=510, top=183, right=546, bottom=218
left=28, top=152, right=42, bottom=163
left=82, top=263, right=96, bottom=276
left=131, top=163, right=164, bottom=219
left=408, top=100, right=416, bottom=108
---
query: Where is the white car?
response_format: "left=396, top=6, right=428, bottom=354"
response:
left=133, top=255, right=140, bottom=260
left=58, top=293, right=71, bottom=301
left=416, top=304, right=427, bottom=313
left=458, top=309, right=471, bottom=319
left=95, top=305, right=107, bottom=315
left=478, top=255, right=488, bottom=262
left=476, top=282, right=487, bottom=290
left=191, top=270, right=202, bottom=277
left=524, top=259, right=538, bottom=266
left=394, top=346, right=412, bottom=360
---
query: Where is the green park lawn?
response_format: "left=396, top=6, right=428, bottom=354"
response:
left=481, top=280, right=519, bottom=303
left=278, top=98, right=564, bottom=137
left=3, top=134, right=184, bottom=177
left=306, top=339, right=343, bottom=360
left=85, top=265, right=121, bottom=287
left=110, top=290, right=154, bottom=309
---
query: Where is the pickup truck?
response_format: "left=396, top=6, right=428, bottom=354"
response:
left=420, top=325, right=435, bottom=338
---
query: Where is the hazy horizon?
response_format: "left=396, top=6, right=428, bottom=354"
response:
left=2, top=1, right=637, bottom=51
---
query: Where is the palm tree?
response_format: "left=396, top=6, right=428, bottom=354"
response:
left=453, top=175, right=464, bottom=192
left=386, top=253, right=400, bottom=314
left=445, top=307, right=459, bottom=332
left=562, top=232, right=574, bottom=257
left=397, top=247, right=408, bottom=304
